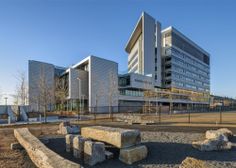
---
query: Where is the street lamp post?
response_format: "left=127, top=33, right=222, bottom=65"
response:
left=77, top=77, right=82, bottom=121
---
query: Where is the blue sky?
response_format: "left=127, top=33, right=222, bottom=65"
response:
left=0, top=0, right=235, bottom=104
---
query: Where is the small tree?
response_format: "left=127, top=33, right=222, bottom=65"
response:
left=108, top=71, right=118, bottom=119
left=14, top=72, right=28, bottom=106
left=31, top=66, right=54, bottom=123
left=55, top=76, right=68, bottom=112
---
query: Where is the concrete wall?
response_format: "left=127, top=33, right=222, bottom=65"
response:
left=28, top=60, right=55, bottom=112
left=89, top=56, right=119, bottom=108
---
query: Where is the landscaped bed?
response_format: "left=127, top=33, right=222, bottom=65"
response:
left=44, top=131, right=236, bottom=168
left=1, top=122, right=236, bottom=168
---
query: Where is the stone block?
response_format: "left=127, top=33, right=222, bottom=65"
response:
left=119, top=145, right=148, bottom=165
left=81, top=126, right=141, bottom=148
left=58, top=122, right=80, bottom=135
left=84, top=141, right=105, bottom=166
left=73, top=135, right=87, bottom=159
left=14, top=128, right=82, bottom=168
left=192, top=138, right=232, bottom=151
left=65, top=134, right=76, bottom=153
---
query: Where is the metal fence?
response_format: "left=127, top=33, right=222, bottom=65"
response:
left=75, top=105, right=236, bottom=125
left=29, top=105, right=236, bottom=125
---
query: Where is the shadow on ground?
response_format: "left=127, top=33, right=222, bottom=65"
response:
left=45, top=136, right=236, bottom=168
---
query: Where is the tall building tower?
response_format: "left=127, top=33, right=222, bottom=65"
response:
left=125, top=12, right=162, bottom=87
left=162, top=27, right=210, bottom=93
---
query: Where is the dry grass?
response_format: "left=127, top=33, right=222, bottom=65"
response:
left=159, top=112, right=236, bottom=124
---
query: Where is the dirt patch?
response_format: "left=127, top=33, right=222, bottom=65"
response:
left=0, top=150, right=36, bottom=168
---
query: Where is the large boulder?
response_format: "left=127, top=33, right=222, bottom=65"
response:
left=192, top=137, right=232, bottom=151
left=206, top=130, right=228, bottom=141
left=179, top=157, right=212, bottom=168
left=119, top=145, right=148, bottom=165
left=81, top=126, right=141, bottom=148
left=217, top=128, right=233, bottom=139
left=84, top=141, right=105, bottom=166
left=206, top=128, right=233, bottom=140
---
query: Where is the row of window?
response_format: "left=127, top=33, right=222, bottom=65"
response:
left=172, top=72, right=210, bottom=88
left=128, top=56, right=138, bottom=69
left=170, top=47, right=209, bottom=71
left=129, top=65, right=138, bottom=73
left=128, top=51, right=138, bottom=65
left=172, top=56, right=209, bottom=75
left=120, top=90, right=144, bottom=97
left=171, top=80, right=209, bottom=92
left=171, top=54, right=209, bottom=75
left=171, top=64, right=210, bottom=81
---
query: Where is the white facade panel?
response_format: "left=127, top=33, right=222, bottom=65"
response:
left=89, top=56, right=119, bottom=108
left=28, top=60, right=55, bottom=111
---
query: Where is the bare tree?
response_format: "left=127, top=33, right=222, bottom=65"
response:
left=143, top=81, right=152, bottom=113
left=54, top=76, right=68, bottom=112
left=30, top=66, right=54, bottom=123
left=14, top=72, right=28, bottom=106
left=108, top=71, right=118, bottom=119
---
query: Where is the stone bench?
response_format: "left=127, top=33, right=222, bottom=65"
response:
left=14, top=128, right=82, bottom=168
left=81, top=126, right=141, bottom=148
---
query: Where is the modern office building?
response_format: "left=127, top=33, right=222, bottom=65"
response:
left=28, top=56, right=118, bottom=112
left=28, top=12, right=211, bottom=112
left=125, top=12, right=162, bottom=87
left=162, top=27, right=210, bottom=93
left=124, top=12, right=210, bottom=93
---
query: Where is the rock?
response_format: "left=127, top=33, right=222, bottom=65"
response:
left=14, top=128, right=82, bottom=168
left=65, top=134, right=77, bottom=153
left=73, top=135, right=87, bottom=159
left=105, top=150, right=114, bottom=159
left=206, top=128, right=233, bottom=140
left=84, top=141, right=105, bottom=166
left=58, top=122, right=70, bottom=133
left=192, top=138, right=232, bottom=151
left=119, top=145, right=148, bottom=165
left=11, top=142, right=23, bottom=150
left=58, top=122, right=80, bottom=135
left=81, top=126, right=141, bottom=148
left=217, top=128, right=233, bottom=139
left=179, top=157, right=211, bottom=168
left=206, top=131, right=228, bottom=141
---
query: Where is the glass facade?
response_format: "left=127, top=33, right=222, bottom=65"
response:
left=163, top=36, right=210, bottom=93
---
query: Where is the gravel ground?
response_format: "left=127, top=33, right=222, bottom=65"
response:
left=45, top=131, right=236, bottom=168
